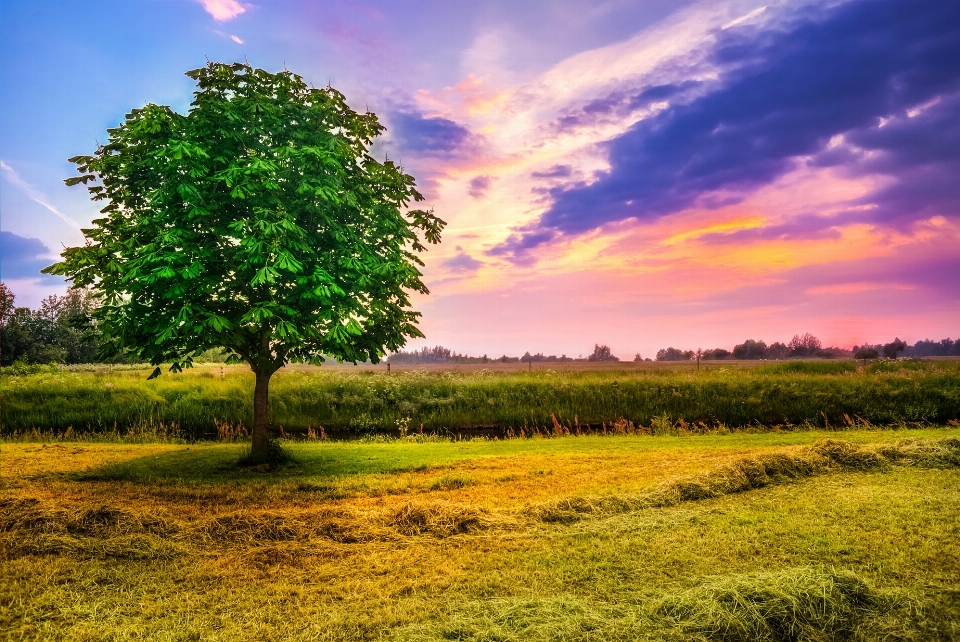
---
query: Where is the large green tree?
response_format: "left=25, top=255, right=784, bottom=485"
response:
left=44, top=62, right=444, bottom=462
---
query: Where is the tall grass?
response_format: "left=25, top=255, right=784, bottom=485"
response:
left=2, top=359, right=958, bottom=438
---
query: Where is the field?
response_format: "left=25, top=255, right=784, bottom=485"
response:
left=2, top=360, right=960, bottom=640
left=3, top=358, right=960, bottom=439
left=2, top=428, right=960, bottom=640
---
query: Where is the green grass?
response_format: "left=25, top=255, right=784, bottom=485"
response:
left=64, top=427, right=959, bottom=484
left=2, top=359, right=959, bottom=438
left=2, top=430, right=959, bottom=640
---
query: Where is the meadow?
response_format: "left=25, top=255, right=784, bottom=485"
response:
left=2, top=359, right=959, bottom=640
left=2, top=358, right=959, bottom=439
left=2, top=428, right=959, bottom=640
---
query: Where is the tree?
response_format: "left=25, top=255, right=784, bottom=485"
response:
left=732, top=339, right=767, bottom=360
left=587, top=344, right=619, bottom=362
left=43, top=62, right=445, bottom=463
left=765, top=342, right=789, bottom=360
left=882, top=338, right=906, bottom=359
left=702, top=348, right=731, bottom=360
left=788, top=333, right=822, bottom=357
left=656, top=347, right=694, bottom=361
left=854, top=347, right=879, bottom=360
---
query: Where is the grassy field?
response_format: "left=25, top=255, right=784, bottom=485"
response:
left=2, top=358, right=959, bottom=438
left=2, top=428, right=959, bottom=640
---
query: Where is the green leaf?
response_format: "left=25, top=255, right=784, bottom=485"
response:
left=52, top=60, right=442, bottom=385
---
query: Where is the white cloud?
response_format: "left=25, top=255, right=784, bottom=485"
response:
left=231, top=34, right=244, bottom=44
left=0, top=160, right=81, bottom=230
left=198, top=0, right=246, bottom=22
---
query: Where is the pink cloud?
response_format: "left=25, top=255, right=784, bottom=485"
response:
left=198, top=0, right=246, bottom=22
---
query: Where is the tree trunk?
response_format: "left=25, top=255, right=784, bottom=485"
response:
left=250, top=368, right=272, bottom=463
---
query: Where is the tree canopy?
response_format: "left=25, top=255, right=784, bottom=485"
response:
left=44, top=62, right=444, bottom=461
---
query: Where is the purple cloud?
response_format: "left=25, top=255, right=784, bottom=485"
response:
left=390, top=111, right=470, bottom=156
left=469, top=175, right=492, bottom=198
left=531, top=164, right=573, bottom=179
left=443, top=247, right=484, bottom=273
left=0, top=231, right=60, bottom=281
left=495, top=0, right=960, bottom=263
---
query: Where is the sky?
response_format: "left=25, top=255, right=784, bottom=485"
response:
left=1, top=0, right=958, bottom=359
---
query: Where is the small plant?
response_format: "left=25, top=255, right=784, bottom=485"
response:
left=428, top=473, right=476, bottom=491
left=650, top=413, right=675, bottom=436
left=349, top=413, right=380, bottom=435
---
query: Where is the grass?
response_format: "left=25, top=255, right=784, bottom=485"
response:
left=2, top=428, right=959, bottom=640
left=2, top=358, right=959, bottom=439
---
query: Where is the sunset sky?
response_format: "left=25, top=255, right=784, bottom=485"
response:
left=2, top=0, right=958, bottom=359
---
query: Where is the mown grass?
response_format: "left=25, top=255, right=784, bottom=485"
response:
left=2, top=429, right=959, bottom=640
left=2, top=359, right=959, bottom=438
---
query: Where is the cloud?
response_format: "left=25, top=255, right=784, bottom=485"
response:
left=443, top=247, right=484, bottom=273
left=0, top=231, right=60, bottom=280
left=390, top=111, right=471, bottom=156
left=531, top=165, right=573, bottom=179
left=0, top=160, right=80, bottom=230
left=230, top=35, right=244, bottom=44
left=699, top=214, right=843, bottom=244
left=468, top=175, right=492, bottom=198
left=198, top=0, right=246, bottom=22
left=493, top=0, right=960, bottom=263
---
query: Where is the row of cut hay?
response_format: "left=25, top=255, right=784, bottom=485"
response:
left=527, top=437, right=960, bottom=523
left=0, top=496, right=507, bottom=561
left=4, top=438, right=958, bottom=561
left=391, top=566, right=913, bottom=642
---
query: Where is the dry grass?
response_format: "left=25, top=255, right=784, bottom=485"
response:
left=1, top=430, right=959, bottom=640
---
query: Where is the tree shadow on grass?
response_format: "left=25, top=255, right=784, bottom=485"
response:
left=69, top=442, right=444, bottom=485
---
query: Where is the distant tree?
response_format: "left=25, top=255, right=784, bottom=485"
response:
left=0, top=284, right=107, bottom=366
left=587, top=344, right=620, bottom=362
left=854, top=347, right=879, bottom=360
left=788, top=333, right=822, bottom=357
left=0, top=283, right=13, bottom=326
left=701, top=348, right=731, bottom=360
left=43, top=62, right=445, bottom=463
left=389, top=345, right=451, bottom=364
left=656, top=347, right=694, bottom=361
left=0, top=283, right=14, bottom=366
left=904, top=338, right=959, bottom=357
left=733, top=339, right=767, bottom=360
left=882, top=338, right=907, bottom=359
left=633, top=353, right=643, bottom=362
left=765, top=342, right=790, bottom=360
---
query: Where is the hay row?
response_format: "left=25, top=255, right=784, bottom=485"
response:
left=2, top=437, right=958, bottom=561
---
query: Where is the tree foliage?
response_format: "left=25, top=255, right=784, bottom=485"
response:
left=788, top=333, right=822, bottom=357
left=733, top=339, right=767, bottom=360
left=854, top=347, right=879, bottom=360
left=882, top=338, right=906, bottom=359
left=0, top=284, right=104, bottom=366
left=656, top=347, right=694, bottom=362
left=45, top=62, right=443, bottom=375
left=587, top=344, right=620, bottom=362
left=43, top=62, right=444, bottom=461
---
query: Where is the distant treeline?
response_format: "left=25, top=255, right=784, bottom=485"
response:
left=388, top=344, right=616, bottom=364
left=3, top=283, right=958, bottom=368
left=392, top=333, right=960, bottom=366
left=0, top=283, right=114, bottom=367
left=657, top=334, right=829, bottom=361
